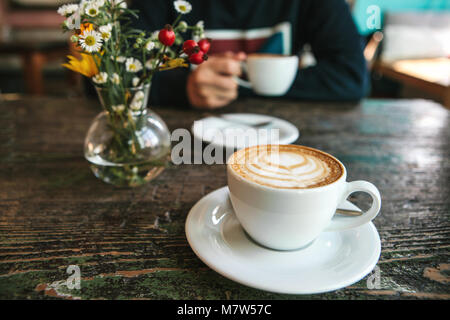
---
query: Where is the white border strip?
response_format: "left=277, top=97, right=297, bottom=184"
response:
left=204, top=22, right=292, bottom=55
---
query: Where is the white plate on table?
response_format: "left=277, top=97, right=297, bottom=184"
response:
left=191, top=113, right=299, bottom=150
left=185, top=187, right=381, bottom=295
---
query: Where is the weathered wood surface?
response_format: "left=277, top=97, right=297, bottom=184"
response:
left=0, top=96, right=449, bottom=300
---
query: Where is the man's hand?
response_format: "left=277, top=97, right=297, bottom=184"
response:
left=187, top=51, right=246, bottom=109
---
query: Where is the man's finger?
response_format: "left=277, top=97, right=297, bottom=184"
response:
left=194, top=68, right=238, bottom=90
left=207, top=58, right=242, bottom=76
left=197, top=84, right=238, bottom=101
left=212, top=51, right=247, bottom=61
left=193, top=94, right=231, bottom=109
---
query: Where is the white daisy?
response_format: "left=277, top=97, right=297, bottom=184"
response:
left=79, top=30, right=103, bottom=52
left=94, top=0, right=105, bottom=7
left=145, top=41, right=155, bottom=51
left=130, top=101, right=142, bottom=111
left=150, top=30, right=159, bottom=40
left=145, top=59, right=155, bottom=70
left=132, top=77, right=141, bottom=87
left=92, top=72, right=108, bottom=84
left=173, top=1, right=192, bottom=14
left=196, top=20, right=204, bottom=29
left=79, top=0, right=89, bottom=10
left=85, top=4, right=100, bottom=17
left=64, top=14, right=78, bottom=30
left=57, top=4, right=79, bottom=17
left=110, top=0, right=127, bottom=8
left=100, top=31, right=111, bottom=41
left=125, top=58, right=143, bottom=73
left=111, top=56, right=126, bottom=63
left=130, top=91, right=145, bottom=111
left=99, top=24, right=112, bottom=41
left=111, top=73, right=120, bottom=85
left=111, top=104, right=125, bottom=113
left=99, top=24, right=112, bottom=33
left=135, top=91, right=145, bottom=100
left=193, top=20, right=205, bottom=40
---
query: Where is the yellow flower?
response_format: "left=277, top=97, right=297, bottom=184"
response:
left=62, top=53, right=99, bottom=78
left=79, top=23, right=94, bottom=34
left=159, top=58, right=188, bottom=71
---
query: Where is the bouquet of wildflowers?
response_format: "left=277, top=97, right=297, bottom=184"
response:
left=58, top=0, right=210, bottom=109
left=57, top=0, right=211, bottom=186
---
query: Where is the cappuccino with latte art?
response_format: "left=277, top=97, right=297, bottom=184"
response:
left=227, top=144, right=381, bottom=250
left=228, top=145, right=343, bottom=189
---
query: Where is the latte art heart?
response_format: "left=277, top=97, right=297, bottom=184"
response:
left=229, top=145, right=344, bottom=189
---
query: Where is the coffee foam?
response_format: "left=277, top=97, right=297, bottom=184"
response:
left=228, top=145, right=344, bottom=189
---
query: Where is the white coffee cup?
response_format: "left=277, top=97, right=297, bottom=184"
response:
left=227, top=145, right=381, bottom=251
left=235, top=54, right=299, bottom=96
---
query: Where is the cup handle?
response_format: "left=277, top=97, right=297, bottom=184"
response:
left=233, top=61, right=252, bottom=89
left=234, top=76, right=252, bottom=89
left=325, top=181, right=381, bottom=232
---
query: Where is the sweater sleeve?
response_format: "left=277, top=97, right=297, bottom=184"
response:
left=286, top=0, right=369, bottom=101
left=149, top=68, right=191, bottom=107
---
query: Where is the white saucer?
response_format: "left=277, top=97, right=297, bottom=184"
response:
left=185, top=187, right=381, bottom=294
left=191, top=113, right=299, bottom=150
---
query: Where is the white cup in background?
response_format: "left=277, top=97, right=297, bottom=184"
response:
left=235, top=54, right=299, bottom=96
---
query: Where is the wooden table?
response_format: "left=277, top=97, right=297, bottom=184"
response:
left=0, top=96, right=449, bottom=300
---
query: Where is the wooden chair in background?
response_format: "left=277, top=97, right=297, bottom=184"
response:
left=373, top=58, right=450, bottom=108
left=0, top=0, right=74, bottom=95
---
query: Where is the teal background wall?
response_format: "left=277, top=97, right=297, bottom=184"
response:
left=352, top=0, right=450, bottom=35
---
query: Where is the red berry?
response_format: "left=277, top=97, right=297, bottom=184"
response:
left=182, top=40, right=199, bottom=55
left=198, top=38, right=211, bottom=54
left=189, top=51, right=208, bottom=65
left=158, top=25, right=175, bottom=46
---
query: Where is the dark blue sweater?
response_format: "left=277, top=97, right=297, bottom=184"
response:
left=132, top=0, right=368, bottom=106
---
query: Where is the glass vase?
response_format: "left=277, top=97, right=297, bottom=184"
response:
left=84, top=83, right=171, bottom=187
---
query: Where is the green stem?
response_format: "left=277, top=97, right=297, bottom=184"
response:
left=155, top=45, right=167, bottom=72
left=141, top=48, right=147, bottom=84
left=172, top=14, right=182, bottom=29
